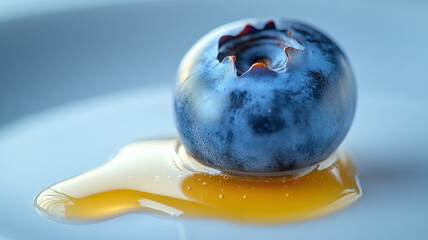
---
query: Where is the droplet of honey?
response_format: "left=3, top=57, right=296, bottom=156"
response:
left=34, top=139, right=362, bottom=224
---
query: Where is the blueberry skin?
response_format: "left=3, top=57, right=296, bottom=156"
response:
left=174, top=18, right=356, bottom=173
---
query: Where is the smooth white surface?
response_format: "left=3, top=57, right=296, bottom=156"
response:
left=0, top=85, right=427, bottom=239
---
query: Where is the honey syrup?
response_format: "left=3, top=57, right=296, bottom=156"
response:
left=34, top=139, right=361, bottom=223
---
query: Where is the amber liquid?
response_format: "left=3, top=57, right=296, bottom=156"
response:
left=34, top=139, right=361, bottom=224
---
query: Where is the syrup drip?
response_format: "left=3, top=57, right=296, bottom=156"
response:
left=34, top=139, right=361, bottom=224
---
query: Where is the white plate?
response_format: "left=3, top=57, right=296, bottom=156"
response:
left=1, top=85, right=427, bottom=239
left=1, top=0, right=428, bottom=239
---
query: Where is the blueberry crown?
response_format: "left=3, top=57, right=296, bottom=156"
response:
left=217, top=21, right=304, bottom=76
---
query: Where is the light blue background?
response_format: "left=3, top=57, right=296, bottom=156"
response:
left=1, top=0, right=427, bottom=125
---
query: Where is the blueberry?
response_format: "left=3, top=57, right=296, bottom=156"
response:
left=174, top=18, right=356, bottom=173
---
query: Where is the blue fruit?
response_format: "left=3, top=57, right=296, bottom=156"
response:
left=174, top=18, right=356, bottom=173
